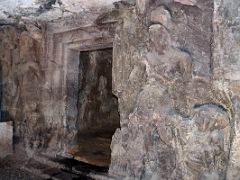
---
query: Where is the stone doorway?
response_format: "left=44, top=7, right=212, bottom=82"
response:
left=66, top=48, right=120, bottom=167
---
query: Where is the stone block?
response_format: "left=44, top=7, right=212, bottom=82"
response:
left=0, top=121, right=13, bottom=157
left=174, top=0, right=197, bottom=6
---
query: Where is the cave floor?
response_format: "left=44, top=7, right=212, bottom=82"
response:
left=66, top=136, right=112, bottom=167
left=0, top=152, right=114, bottom=180
left=0, top=154, right=42, bottom=180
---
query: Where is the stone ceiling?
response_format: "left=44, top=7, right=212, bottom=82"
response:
left=0, top=0, right=120, bottom=23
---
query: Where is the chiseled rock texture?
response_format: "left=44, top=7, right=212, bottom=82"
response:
left=76, top=49, right=120, bottom=136
left=0, top=0, right=240, bottom=179
left=0, top=25, right=47, bottom=156
left=109, top=1, right=240, bottom=180
left=213, top=0, right=240, bottom=179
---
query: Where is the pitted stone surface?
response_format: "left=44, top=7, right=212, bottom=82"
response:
left=0, top=0, right=240, bottom=179
left=109, top=1, right=239, bottom=179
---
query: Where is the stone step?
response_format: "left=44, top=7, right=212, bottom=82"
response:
left=65, top=137, right=112, bottom=167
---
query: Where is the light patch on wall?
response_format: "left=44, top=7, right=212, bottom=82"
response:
left=60, top=0, right=119, bottom=8
left=0, top=0, right=119, bottom=12
left=0, top=0, right=120, bottom=21
left=0, top=0, right=36, bottom=11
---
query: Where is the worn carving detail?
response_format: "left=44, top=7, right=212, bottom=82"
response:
left=109, top=1, right=236, bottom=179
left=0, top=0, right=240, bottom=179
left=150, top=6, right=172, bottom=28
left=0, top=25, right=47, bottom=156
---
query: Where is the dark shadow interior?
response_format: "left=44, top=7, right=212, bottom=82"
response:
left=67, top=48, right=120, bottom=167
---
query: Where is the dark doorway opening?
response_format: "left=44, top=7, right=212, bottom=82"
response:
left=67, top=48, right=120, bottom=167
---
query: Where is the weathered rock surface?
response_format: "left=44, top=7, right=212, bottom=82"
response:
left=0, top=121, right=13, bottom=157
left=213, top=0, right=240, bottom=179
left=77, top=49, right=119, bottom=136
left=0, top=0, right=120, bottom=22
left=0, top=25, right=46, bottom=157
left=174, top=0, right=197, bottom=6
left=109, top=1, right=239, bottom=180
left=0, top=0, right=240, bottom=179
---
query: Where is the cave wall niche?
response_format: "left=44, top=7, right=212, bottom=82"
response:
left=77, top=48, right=119, bottom=136
left=65, top=48, right=120, bottom=167
left=42, top=15, right=119, bottom=168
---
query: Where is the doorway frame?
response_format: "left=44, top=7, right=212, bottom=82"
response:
left=43, top=15, right=117, bottom=152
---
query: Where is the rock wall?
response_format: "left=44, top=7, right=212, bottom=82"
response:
left=76, top=49, right=120, bottom=136
left=213, top=0, right=240, bottom=179
left=110, top=1, right=239, bottom=179
left=0, top=0, right=240, bottom=179
left=0, top=25, right=47, bottom=155
left=0, top=14, right=118, bottom=157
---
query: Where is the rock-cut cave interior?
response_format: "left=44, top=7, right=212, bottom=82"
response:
left=0, top=0, right=240, bottom=179
left=67, top=48, right=120, bottom=167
